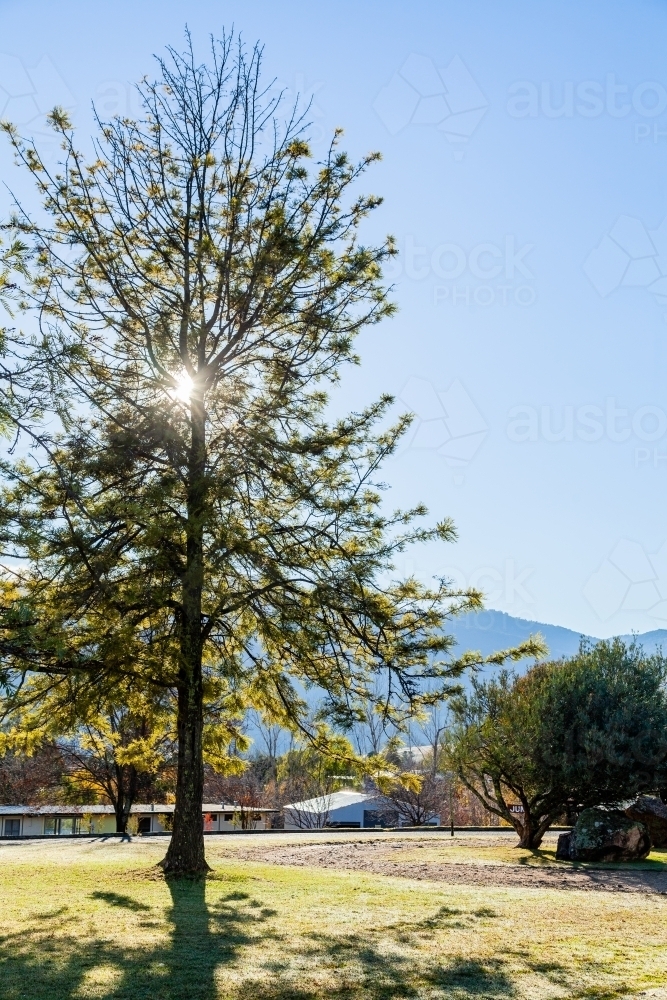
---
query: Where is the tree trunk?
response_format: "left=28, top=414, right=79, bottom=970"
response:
left=516, top=815, right=545, bottom=850
left=114, top=764, right=138, bottom=833
left=517, top=828, right=540, bottom=849
left=161, top=390, right=210, bottom=875
left=161, top=682, right=208, bottom=872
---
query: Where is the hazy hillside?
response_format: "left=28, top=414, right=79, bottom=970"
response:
left=246, top=612, right=667, bottom=751
left=617, top=629, right=667, bottom=654
left=448, top=610, right=589, bottom=662
left=449, top=610, right=667, bottom=662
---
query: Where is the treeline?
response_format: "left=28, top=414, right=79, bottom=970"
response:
left=6, top=636, right=664, bottom=846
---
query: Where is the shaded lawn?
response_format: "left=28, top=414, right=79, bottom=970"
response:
left=0, top=836, right=665, bottom=999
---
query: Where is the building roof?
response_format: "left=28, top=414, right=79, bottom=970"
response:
left=0, top=803, right=277, bottom=816
left=284, top=790, right=376, bottom=814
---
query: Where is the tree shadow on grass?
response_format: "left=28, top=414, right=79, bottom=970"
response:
left=125, top=878, right=261, bottom=999
left=0, top=874, right=276, bottom=1000
left=254, top=904, right=518, bottom=1000
left=513, top=848, right=558, bottom=866
left=91, top=890, right=151, bottom=912
left=254, top=936, right=518, bottom=1000
left=0, top=878, right=534, bottom=1000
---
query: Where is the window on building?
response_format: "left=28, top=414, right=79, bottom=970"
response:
left=137, top=817, right=151, bottom=834
left=43, top=816, right=80, bottom=836
left=203, top=813, right=218, bottom=831
left=4, top=819, right=20, bottom=837
left=223, top=813, right=234, bottom=821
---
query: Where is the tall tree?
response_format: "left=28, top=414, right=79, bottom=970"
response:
left=0, top=34, right=541, bottom=872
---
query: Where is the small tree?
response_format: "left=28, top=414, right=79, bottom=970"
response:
left=377, top=733, right=445, bottom=825
left=420, top=704, right=450, bottom=778
left=57, top=708, right=175, bottom=833
left=446, top=639, right=667, bottom=848
left=277, top=731, right=359, bottom=806
left=276, top=732, right=358, bottom=828
left=380, top=772, right=444, bottom=826
left=204, top=767, right=265, bottom=829
left=0, top=678, right=176, bottom=831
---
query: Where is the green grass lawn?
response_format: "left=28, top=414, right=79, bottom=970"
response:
left=388, top=838, right=667, bottom=869
left=0, top=834, right=666, bottom=999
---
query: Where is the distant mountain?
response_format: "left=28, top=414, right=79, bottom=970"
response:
left=448, top=610, right=667, bottom=663
left=448, top=609, right=590, bottom=662
left=617, top=629, right=667, bottom=654
left=245, top=611, right=667, bottom=752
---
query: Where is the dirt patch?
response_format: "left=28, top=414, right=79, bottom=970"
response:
left=233, top=838, right=667, bottom=894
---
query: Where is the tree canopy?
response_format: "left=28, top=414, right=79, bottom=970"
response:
left=446, top=639, right=667, bottom=848
left=0, top=33, right=541, bottom=872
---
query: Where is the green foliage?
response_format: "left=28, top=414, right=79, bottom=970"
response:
left=58, top=775, right=101, bottom=806
left=446, top=639, right=667, bottom=848
left=0, top=32, right=542, bottom=870
left=534, top=639, right=667, bottom=799
left=275, top=731, right=361, bottom=806
left=0, top=234, right=28, bottom=316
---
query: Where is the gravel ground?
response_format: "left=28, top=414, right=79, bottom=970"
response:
left=233, top=836, right=667, bottom=894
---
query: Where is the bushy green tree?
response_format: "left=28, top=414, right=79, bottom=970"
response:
left=446, top=640, right=667, bottom=848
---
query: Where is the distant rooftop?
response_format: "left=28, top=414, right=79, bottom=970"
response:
left=284, top=790, right=375, bottom=813
left=0, top=803, right=277, bottom=815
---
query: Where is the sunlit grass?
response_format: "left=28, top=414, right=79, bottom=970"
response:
left=387, top=837, right=667, bottom=869
left=0, top=834, right=665, bottom=999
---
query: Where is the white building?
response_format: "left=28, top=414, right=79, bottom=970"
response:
left=0, top=803, right=277, bottom=838
left=284, top=790, right=399, bottom=830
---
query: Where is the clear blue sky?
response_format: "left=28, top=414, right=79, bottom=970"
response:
left=1, top=0, right=667, bottom=638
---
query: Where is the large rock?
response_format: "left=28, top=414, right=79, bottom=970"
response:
left=555, top=831, right=572, bottom=860
left=558, top=807, right=650, bottom=862
left=625, top=796, right=667, bottom=848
